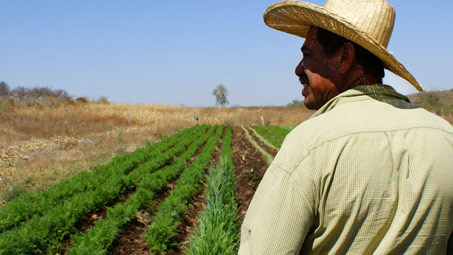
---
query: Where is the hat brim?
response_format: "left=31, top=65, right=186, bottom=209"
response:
left=264, top=1, right=422, bottom=91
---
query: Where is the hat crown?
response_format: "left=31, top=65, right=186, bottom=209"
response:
left=324, top=0, right=395, bottom=48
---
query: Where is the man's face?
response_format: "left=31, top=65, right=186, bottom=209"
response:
left=295, top=27, right=340, bottom=110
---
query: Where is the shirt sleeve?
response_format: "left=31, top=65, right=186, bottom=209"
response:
left=239, top=161, right=315, bottom=255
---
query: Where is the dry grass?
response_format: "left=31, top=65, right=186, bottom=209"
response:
left=0, top=100, right=311, bottom=146
left=0, top=100, right=313, bottom=203
left=78, top=103, right=311, bottom=127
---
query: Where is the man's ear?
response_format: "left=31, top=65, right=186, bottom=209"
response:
left=338, top=41, right=355, bottom=74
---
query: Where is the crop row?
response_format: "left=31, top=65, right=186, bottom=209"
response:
left=0, top=125, right=213, bottom=255
left=242, top=126, right=274, bottom=165
left=0, top=125, right=206, bottom=234
left=144, top=125, right=224, bottom=253
left=250, top=125, right=291, bottom=149
left=68, top=125, right=221, bottom=254
left=185, top=125, right=240, bottom=255
left=0, top=124, right=278, bottom=254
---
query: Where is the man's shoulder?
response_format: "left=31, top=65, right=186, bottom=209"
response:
left=274, top=99, right=453, bottom=174
left=291, top=97, right=453, bottom=139
left=272, top=111, right=357, bottom=174
left=282, top=109, right=354, bottom=154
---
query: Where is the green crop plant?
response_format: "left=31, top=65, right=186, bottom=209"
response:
left=266, top=126, right=291, bottom=141
left=251, top=126, right=281, bottom=148
left=242, top=126, right=273, bottom=165
left=186, top=125, right=240, bottom=255
left=249, top=127, right=278, bottom=150
left=0, top=125, right=210, bottom=255
left=0, top=125, right=207, bottom=233
left=144, top=126, right=224, bottom=253
left=250, top=125, right=291, bottom=149
left=0, top=125, right=207, bottom=234
left=67, top=126, right=218, bottom=255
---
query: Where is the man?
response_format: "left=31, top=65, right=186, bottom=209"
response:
left=239, top=0, right=453, bottom=254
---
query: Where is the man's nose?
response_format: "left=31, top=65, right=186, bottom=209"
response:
left=295, top=59, right=304, bottom=77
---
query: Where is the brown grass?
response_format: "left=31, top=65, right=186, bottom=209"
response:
left=0, top=100, right=311, bottom=145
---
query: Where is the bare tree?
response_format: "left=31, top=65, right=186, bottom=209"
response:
left=0, top=81, right=10, bottom=97
left=54, top=89, right=71, bottom=99
left=212, top=84, right=229, bottom=107
left=11, top=86, right=28, bottom=101
left=97, top=96, right=110, bottom=104
left=32, top=86, right=54, bottom=100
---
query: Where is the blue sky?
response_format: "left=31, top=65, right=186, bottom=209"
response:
left=1, top=0, right=452, bottom=107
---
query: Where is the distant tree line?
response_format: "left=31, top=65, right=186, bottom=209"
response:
left=286, top=99, right=306, bottom=108
left=0, top=81, right=109, bottom=106
left=0, top=81, right=71, bottom=101
left=409, top=90, right=453, bottom=116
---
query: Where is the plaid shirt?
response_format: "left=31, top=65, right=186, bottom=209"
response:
left=239, top=85, right=453, bottom=254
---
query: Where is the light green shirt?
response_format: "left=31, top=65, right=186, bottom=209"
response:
left=239, top=85, right=453, bottom=255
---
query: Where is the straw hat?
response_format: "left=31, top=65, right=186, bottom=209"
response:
left=264, top=0, right=423, bottom=91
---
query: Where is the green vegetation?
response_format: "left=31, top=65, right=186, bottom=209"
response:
left=0, top=125, right=205, bottom=235
left=0, top=125, right=209, bottom=255
left=242, top=127, right=273, bottom=165
left=186, top=125, right=240, bottom=255
left=144, top=126, right=224, bottom=253
left=68, top=126, right=218, bottom=255
left=0, top=124, right=300, bottom=254
left=250, top=125, right=291, bottom=149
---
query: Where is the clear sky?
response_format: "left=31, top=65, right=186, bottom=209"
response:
left=1, top=0, right=452, bottom=107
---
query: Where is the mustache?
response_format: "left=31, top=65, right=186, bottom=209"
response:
left=299, top=73, right=309, bottom=86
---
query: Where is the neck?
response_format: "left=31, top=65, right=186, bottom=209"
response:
left=340, top=65, right=381, bottom=92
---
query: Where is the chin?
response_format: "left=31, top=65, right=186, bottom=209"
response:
left=304, top=100, right=320, bottom=110
left=303, top=102, right=314, bottom=110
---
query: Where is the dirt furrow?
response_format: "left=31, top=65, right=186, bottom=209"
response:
left=246, top=127, right=278, bottom=157
left=231, top=126, right=268, bottom=224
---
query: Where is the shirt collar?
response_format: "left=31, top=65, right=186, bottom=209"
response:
left=310, top=84, right=411, bottom=119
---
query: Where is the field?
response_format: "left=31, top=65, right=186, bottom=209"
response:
left=0, top=101, right=312, bottom=203
left=0, top=100, right=305, bottom=254
left=0, top=123, right=291, bottom=254
left=0, top=95, right=451, bottom=254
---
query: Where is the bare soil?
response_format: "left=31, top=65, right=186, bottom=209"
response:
left=231, top=126, right=269, bottom=223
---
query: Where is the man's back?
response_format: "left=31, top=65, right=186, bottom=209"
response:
left=239, top=85, right=453, bottom=254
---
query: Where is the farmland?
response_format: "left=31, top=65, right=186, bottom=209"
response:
left=0, top=124, right=291, bottom=254
left=0, top=100, right=305, bottom=254
left=0, top=92, right=451, bottom=254
left=0, top=100, right=312, bottom=201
